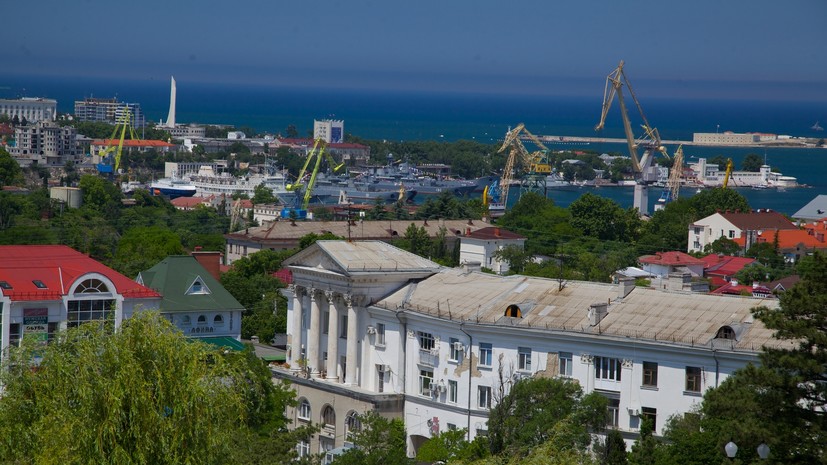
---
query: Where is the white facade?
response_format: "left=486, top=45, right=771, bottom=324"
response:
left=692, top=132, right=760, bottom=145
left=314, top=119, right=344, bottom=143
left=9, top=121, right=82, bottom=167
left=276, top=240, right=783, bottom=456
left=0, top=98, right=57, bottom=123
left=459, top=228, right=526, bottom=275
left=688, top=213, right=742, bottom=253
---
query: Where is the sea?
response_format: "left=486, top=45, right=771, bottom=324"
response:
left=3, top=75, right=826, bottom=216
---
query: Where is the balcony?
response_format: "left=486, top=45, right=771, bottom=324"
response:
left=418, top=349, right=438, bottom=367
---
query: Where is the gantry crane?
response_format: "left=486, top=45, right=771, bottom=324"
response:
left=282, top=138, right=345, bottom=219
left=595, top=60, right=668, bottom=215
left=494, top=123, right=550, bottom=213
left=96, top=107, right=138, bottom=175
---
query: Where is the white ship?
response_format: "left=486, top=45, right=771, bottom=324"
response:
left=690, top=158, right=798, bottom=189
left=187, top=166, right=299, bottom=204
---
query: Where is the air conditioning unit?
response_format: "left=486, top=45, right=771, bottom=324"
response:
left=438, top=382, right=447, bottom=393
left=627, top=403, right=641, bottom=416
left=452, top=341, right=465, bottom=352
left=366, top=325, right=376, bottom=335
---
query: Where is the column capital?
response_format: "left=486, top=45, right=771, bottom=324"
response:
left=324, top=290, right=335, bottom=301
left=343, top=293, right=353, bottom=307
left=308, top=287, right=318, bottom=300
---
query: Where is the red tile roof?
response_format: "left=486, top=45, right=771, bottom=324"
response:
left=0, top=245, right=160, bottom=301
left=91, top=139, right=175, bottom=148
left=464, top=227, right=525, bottom=240
left=701, top=254, right=756, bottom=277
left=710, top=281, right=773, bottom=297
left=733, top=229, right=827, bottom=250
left=639, top=251, right=705, bottom=266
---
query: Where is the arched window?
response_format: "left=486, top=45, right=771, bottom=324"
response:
left=197, top=315, right=207, bottom=325
left=182, top=315, right=191, bottom=325
left=345, top=411, right=361, bottom=443
left=214, top=315, right=224, bottom=326
left=321, top=405, right=336, bottom=429
left=297, top=398, right=311, bottom=421
left=505, top=304, right=522, bottom=318
left=715, top=326, right=736, bottom=340
left=75, top=278, right=110, bottom=294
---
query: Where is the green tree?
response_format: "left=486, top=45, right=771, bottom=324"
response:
left=602, top=429, right=628, bottom=465
left=416, top=428, right=474, bottom=464
left=687, top=188, right=750, bottom=219
left=252, top=183, right=277, bottom=205
left=741, top=153, right=764, bottom=172
left=569, top=192, right=641, bottom=242
left=331, top=411, right=410, bottom=465
left=703, top=236, right=740, bottom=255
left=0, top=312, right=256, bottom=464
left=627, top=417, right=660, bottom=465
left=78, top=174, right=123, bottom=215
left=491, top=244, right=532, bottom=274
left=112, top=226, right=184, bottom=278
left=403, top=223, right=431, bottom=257
left=0, top=146, right=22, bottom=187
left=299, top=231, right=344, bottom=250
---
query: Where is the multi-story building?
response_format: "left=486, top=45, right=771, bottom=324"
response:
left=275, top=240, right=785, bottom=458
left=0, top=245, right=161, bottom=354
left=687, top=209, right=799, bottom=253
left=9, top=121, right=82, bottom=166
left=0, top=97, right=57, bottom=123
left=74, top=97, right=146, bottom=127
left=458, top=227, right=526, bottom=274
left=314, top=119, right=344, bottom=143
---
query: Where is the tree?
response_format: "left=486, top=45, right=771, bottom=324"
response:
left=331, top=411, right=410, bottom=465
left=252, top=183, right=277, bottom=205
left=687, top=188, right=750, bottom=219
left=416, top=428, right=474, bottom=464
left=602, top=429, right=628, bottom=465
left=0, top=312, right=262, bottom=464
left=403, top=223, right=431, bottom=257
left=704, top=236, right=740, bottom=255
left=487, top=377, right=606, bottom=457
left=569, top=192, right=641, bottom=242
left=285, top=124, right=299, bottom=138
left=627, top=417, right=661, bottom=465
left=78, top=174, right=123, bottom=215
left=0, top=146, right=22, bottom=187
left=741, top=153, right=764, bottom=172
left=491, top=244, right=532, bottom=274
left=112, top=226, right=184, bottom=278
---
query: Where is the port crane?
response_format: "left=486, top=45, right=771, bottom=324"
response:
left=595, top=60, right=668, bottom=215
left=654, top=145, right=684, bottom=212
left=282, top=138, right=344, bottom=219
left=96, top=107, right=138, bottom=175
left=493, top=123, right=550, bottom=213
left=722, top=158, right=734, bottom=188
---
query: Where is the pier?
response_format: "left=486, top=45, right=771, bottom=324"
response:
left=521, top=134, right=823, bottom=148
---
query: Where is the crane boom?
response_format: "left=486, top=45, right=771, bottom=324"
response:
left=722, top=158, right=734, bottom=188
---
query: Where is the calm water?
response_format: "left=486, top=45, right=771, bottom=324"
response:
left=3, top=75, right=825, bottom=215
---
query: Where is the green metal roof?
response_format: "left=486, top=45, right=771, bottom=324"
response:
left=195, top=336, right=247, bottom=351
left=138, top=256, right=245, bottom=313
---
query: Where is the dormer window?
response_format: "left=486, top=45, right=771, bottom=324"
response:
left=33, top=280, right=47, bottom=289
left=76, top=278, right=109, bottom=294
left=0, top=281, right=12, bottom=290
left=715, top=326, right=736, bottom=340
left=186, top=276, right=211, bottom=295
left=505, top=304, right=522, bottom=318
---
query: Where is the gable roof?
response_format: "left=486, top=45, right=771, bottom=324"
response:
left=0, top=245, right=159, bottom=301
left=639, top=251, right=705, bottom=266
left=792, top=195, right=827, bottom=220
left=138, top=256, right=244, bottom=313
left=733, top=229, right=827, bottom=251
left=718, top=210, right=797, bottom=231
left=702, top=254, right=756, bottom=276
left=284, top=240, right=440, bottom=277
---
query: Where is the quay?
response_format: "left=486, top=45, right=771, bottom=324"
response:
left=523, top=134, right=823, bottom=148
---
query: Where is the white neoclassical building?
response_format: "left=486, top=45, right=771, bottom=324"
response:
left=275, top=240, right=786, bottom=458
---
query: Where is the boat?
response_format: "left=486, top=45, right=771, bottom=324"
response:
left=150, top=175, right=197, bottom=199
left=359, top=162, right=479, bottom=197
left=187, top=165, right=302, bottom=205
left=812, top=121, right=824, bottom=131
left=310, top=173, right=418, bottom=204
left=545, top=172, right=577, bottom=190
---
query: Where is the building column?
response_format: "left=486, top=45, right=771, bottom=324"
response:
left=325, top=291, right=339, bottom=382
left=345, top=294, right=359, bottom=386
left=307, top=288, right=322, bottom=378
left=289, top=285, right=303, bottom=373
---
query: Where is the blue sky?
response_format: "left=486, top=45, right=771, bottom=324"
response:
left=4, top=0, right=826, bottom=101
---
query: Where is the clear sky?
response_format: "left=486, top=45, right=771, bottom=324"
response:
left=4, top=0, right=826, bottom=101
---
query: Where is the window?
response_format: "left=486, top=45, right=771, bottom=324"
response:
left=715, top=326, right=736, bottom=340
left=9, top=323, right=21, bottom=347
left=693, top=227, right=701, bottom=235
left=418, top=331, right=435, bottom=351
left=67, top=298, right=116, bottom=328
left=182, top=315, right=191, bottom=325
left=340, top=315, right=348, bottom=338
left=479, top=343, right=492, bottom=367
left=642, top=361, right=658, bottom=387
left=320, top=437, right=334, bottom=465
left=478, top=386, right=491, bottom=409
left=321, top=405, right=336, bottom=430
left=607, top=398, right=620, bottom=427
left=685, top=366, right=702, bottom=392
left=197, top=315, right=207, bottom=325
left=186, top=277, right=210, bottom=295
left=449, top=337, right=462, bottom=361
left=420, top=369, right=434, bottom=396
left=32, top=280, right=47, bottom=289
left=322, top=311, right=329, bottom=334
left=298, top=399, right=311, bottom=421
left=345, top=411, right=361, bottom=443
left=296, top=440, right=310, bottom=458
left=447, top=423, right=457, bottom=431
left=641, top=407, right=657, bottom=431
left=594, top=356, right=622, bottom=381
left=213, top=315, right=223, bottom=326
left=518, top=347, right=532, bottom=371
left=0, top=281, right=13, bottom=290
left=448, top=380, right=458, bottom=404
left=728, top=230, right=735, bottom=238
left=504, top=304, right=522, bottom=318
left=559, top=352, right=573, bottom=377
left=376, top=323, right=386, bottom=345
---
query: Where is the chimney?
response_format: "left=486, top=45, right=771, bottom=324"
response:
left=191, top=249, right=222, bottom=281
left=617, top=277, right=635, bottom=299
left=467, top=219, right=473, bottom=225
left=752, top=281, right=759, bottom=289
left=461, top=260, right=482, bottom=273
left=465, top=227, right=471, bottom=236
left=588, top=303, right=609, bottom=326
left=494, top=227, right=501, bottom=237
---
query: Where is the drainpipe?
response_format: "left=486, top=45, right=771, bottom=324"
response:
left=394, top=309, right=407, bottom=395
left=712, top=348, right=720, bottom=387
left=459, top=321, right=473, bottom=441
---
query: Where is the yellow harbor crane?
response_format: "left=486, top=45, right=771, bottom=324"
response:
left=722, top=158, right=734, bottom=188
left=595, top=60, right=668, bottom=215
left=283, top=139, right=345, bottom=217
left=654, top=145, right=684, bottom=212
left=96, top=107, right=139, bottom=174
left=494, top=123, right=550, bottom=212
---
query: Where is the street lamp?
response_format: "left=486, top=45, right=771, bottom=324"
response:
left=725, top=440, right=738, bottom=459
left=756, top=442, right=770, bottom=460
left=724, top=440, right=770, bottom=461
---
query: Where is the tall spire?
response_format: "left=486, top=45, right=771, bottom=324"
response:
left=165, top=76, right=176, bottom=128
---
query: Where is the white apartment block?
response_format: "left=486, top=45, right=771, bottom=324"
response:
left=314, top=119, right=344, bottom=143
left=275, top=240, right=784, bottom=457
left=74, top=98, right=146, bottom=127
left=9, top=121, right=82, bottom=167
left=0, top=98, right=57, bottom=123
left=687, top=209, right=798, bottom=253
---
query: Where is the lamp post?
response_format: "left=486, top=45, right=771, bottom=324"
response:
left=724, top=440, right=770, bottom=461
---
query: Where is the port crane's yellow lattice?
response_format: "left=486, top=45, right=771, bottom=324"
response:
left=496, top=123, right=551, bottom=211
left=98, top=107, right=139, bottom=173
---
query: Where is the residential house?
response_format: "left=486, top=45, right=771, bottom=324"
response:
left=459, top=227, right=526, bottom=274
left=732, top=226, right=827, bottom=263
left=701, top=254, right=756, bottom=288
left=687, top=209, right=798, bottom=254
left=639, top=251, right=706, bottom=278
